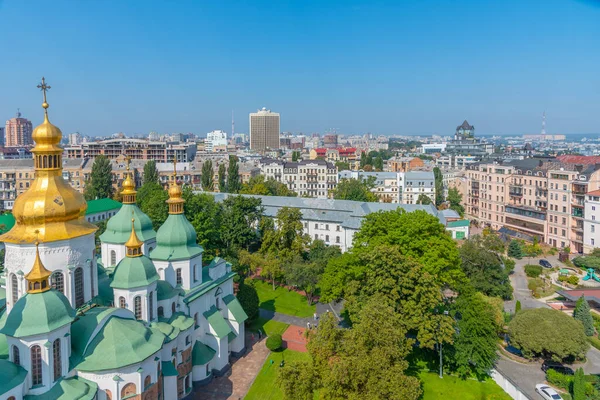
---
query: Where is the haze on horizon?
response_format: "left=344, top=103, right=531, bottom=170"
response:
left=0, top=0, right=598, bottom=137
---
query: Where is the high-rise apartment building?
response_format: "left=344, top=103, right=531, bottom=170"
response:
left=249, top=107, right=280, bottom=151
left=205, top=130, right=228, bottom=152
left=4, top=110, right=33, bottom=147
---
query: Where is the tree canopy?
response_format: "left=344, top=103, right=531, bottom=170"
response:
left=220, top=195, right=263, bottom=253
left=84, top=155, right=114, bottom=200
left=227, top=155, right=241, bottom=193
left=417, top=193, right=432, bottom=205
left=447, top=187, right=464, bottom=217
left=201, top=160, right=214, bottom=191
left=573, top=295, right=594, bottom=336
left=433, top=167, right=444, bottom=206
left=137, top=182, right=168, bottom=230
left=218, top=163, right=227, bottom=192
left=508, top=308, right=589, bottom=361
left=240, top=175, right=296, bottom=197
left=143, top=160, right=159, bottom=185
left=332, top=177, right=378, bottom=202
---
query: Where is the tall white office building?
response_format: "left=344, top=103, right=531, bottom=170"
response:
left=205, top=130, right=228, bottom=152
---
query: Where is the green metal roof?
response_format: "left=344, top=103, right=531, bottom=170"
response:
left=110, top=255, right=159, bottom=290
left=184, top=271, right=236, bottom=304
left=0, top=290, right=75, bottom=338
left=151, top=214, right=203, bottom=261
left=86, top=198, right=122, bottom=215
left=70, top=307, right=123, bottom=369
left=157, top=280, right=182, bottom=301
left=0, top=287, right=5, bottom=310
left=151, top=321, right=180, bottom=343
left=192, top=341, right=216, bottom=366
left=169, top=312, right=195, bottom=332
left=0, top=213, right=15, bottom=235
left=76, top=315, right=165, bottom=372
left=100, top=204, right=156, bottom=244
left=223, top=294, right=248, bottom=323
left=94, top=265, right=114, bottom=306
left=0, top=311, right=9, bottom=360
left=161, top=361, right=179, bottom=376
left=0, top=359, right=27, bottom=395
left=447, top=219, right=470, bottom=228
left=203, top=306, right=232, bottom=339
left=24, top=376, right=98, bottom=400
left=228, top=331, right=237, bottom=343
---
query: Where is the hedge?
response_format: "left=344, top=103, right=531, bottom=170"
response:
left=266, top=333, right=283, bottom=351
left=524, top=264, right=543, bottom=278
left=546, top=369, right=595, bottom=396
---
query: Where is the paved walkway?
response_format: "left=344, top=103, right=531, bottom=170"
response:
left=194, top=334, right=270, bottom=400
left=258, top=300, right=344, bottom=329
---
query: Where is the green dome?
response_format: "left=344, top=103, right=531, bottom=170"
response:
left=0, top=290, right=75, bottom=338
left=100, top=204, right=156, bottom=244
left=111, top=255, right=159, bottom=290
left=76, top=316, right=165, bottom=372
left=0, top=359, right=27, bottom=395
left=151, top=214, right=203, bottom=261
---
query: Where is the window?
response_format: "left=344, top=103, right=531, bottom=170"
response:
left=31, top=345, right=42, bottom=386
left=593, top=239, right=596, bottom=246
left=145, top=375, right=152, bottom=390
left=186, top=336, right=190, bottom=345
left=563, top=206, right=566, bottom=213
left=563, top=195, right=567, bottom=201
left=51, top=272, right=64, bottom=294
left=119, top=296, right=126, bottom=308
left=74, top=267, right=84, bottom=308
left=314, top=234, right=318, bottom=240
left=121, top=383, right=136, bottom=398
left=592, top=225, right=596, bottom=233
left=149, top=291, right=154, bottom=320
left=12, top=346, right=20, bottom=366
left=562, top=229, right=566, bottom=237
left=11, top=274, right=18, bottom=305
left=158, top=306, right=164, bottom=317
left=325, top=224, right=329, bottom=230
left=134, top=296, right=142, bottom=320
left=53, top=339, right=61, bottom=381
left=105, top=390, right=112, bottom=400
left=594, top=206, right=597, bottom=211
left=193, top=265, right=197, bottom=282
left=314, top=223, right=318, bottom=229
left=216, top=297, right=220, bottom=309
left=336, top=236, right=340, bottom=243
left=194, top=312, right=199, bottom=327
left=171, top=302, right=176, bottom=314
left=110, top=250, right=116, bottom=266
left=176, top=269, right=182, bottom=286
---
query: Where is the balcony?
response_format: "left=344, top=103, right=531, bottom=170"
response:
left=505, top=205, right=546, bottom=221
left=572, top=208, right=584, bottom=218
left=509, top=191, right=523, bottom=197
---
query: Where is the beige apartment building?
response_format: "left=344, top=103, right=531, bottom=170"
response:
left=4, top=111, right=33, bottom=147
left=466, top=158, right=600, bottom=253
left=260, top=158, right=337, bottom=198
left=65, top=138, right=197, bottom=162
left=250, top=108, right=280, bottom=151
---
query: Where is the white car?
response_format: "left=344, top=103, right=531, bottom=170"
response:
left=535, top=384, right=563, bottom=400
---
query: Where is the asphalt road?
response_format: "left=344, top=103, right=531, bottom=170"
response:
left=504, top=256, right=554, bottom=313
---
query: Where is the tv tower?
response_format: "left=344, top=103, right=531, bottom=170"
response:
left=541, top=111, right=546, bottom=137
left=231, top=110, right=235, bottom=138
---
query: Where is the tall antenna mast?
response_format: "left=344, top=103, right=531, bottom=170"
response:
left=541, top=111, right=546, bottom=136
left=231, top=110, right=235, bottom=138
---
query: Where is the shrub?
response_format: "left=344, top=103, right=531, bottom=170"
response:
left=508, top=308, right=589, bottom=361
left=266, top=333, right=283, bottom=351
left=547, top=369, right=571, bottom=390
left=568, top=275, right=580, bottom=286
left=525, top=264, right=543, bottom=278
left=237, top=282, right=259, bottom=321
left=515, top=300, right=522, bottom=314
left=573, top=256, right=600, bottom=270
left=508, top=240, right=523, bottom=259
left=588, top=336, right=600, bottom=351
left=573, top=368, right=585, bottom=400
left=504, top=258, right=516, bottom=275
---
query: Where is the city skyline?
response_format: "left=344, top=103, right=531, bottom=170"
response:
left=1, top=0, right=599, bottom=136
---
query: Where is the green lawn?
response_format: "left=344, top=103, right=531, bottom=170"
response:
left=249, top=279, right=316, bottom=318
left=420, top=371, right=511, bottom=400
left=245, top=349, right=311, bottom=400
left=247, top=317, right=289, bottom=336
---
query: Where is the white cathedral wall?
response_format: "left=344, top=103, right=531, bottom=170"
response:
left=113, top=282, right=157, bottom=323
left=4, top=233, right=96, bottom=312
left=101, top=239, right=157, bottom=271
left=153, top=255, right=202, bottom=291
left=6, top=325, right=71, bottom=396
left=77, top=350, right=160, bottom=400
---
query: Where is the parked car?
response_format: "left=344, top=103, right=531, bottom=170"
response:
left=541, top=360, right=574, bottom=375
left=539, top=259, right=552, bottom=269
left=535, top=384, right=562, bottom=400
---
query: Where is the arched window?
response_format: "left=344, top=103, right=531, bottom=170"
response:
left=176, top=269, right=182, bottom=286
left=158, top=306, right=164, bottom=317
left=51, top=272, right=64, bottom=294
left=121, top=383, right=136, bottom=398
left=53, top=339, right=62, bottom=381
left=144, top=375, right=151, bottom=390
left=7, top=397, right=16, bottom=400
left=134, top=296, right=142, bottom=320
left=149, top=291, right=154, bottom=321
left=193, top=265, right=198, bottom=282
left=105, top=390, right=112, bottom=400
left=31, top=345, right=42, bottom=386
left=12, top=346, right=20, bottom=366
left=119, top=296, right=126, bottom=308
left=110, top=250, right=116, bottom=266
left=194, top=312, right=199, bottom=327
left=171, top=302, right=176, bottom=314
left=74, top=267, right=84, bottom=308
left=11, top=274, right=18, bottom=305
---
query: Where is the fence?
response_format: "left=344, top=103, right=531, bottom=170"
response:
left=490, top=368, right=532, bottom=400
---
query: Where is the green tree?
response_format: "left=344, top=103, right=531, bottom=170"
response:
left=240, top=175, right=296, bottom=197
left=218, top=163, right=227, bottom=192
left=572, top=367, right=586, bottom=400
left=359, top=151, right=367, bottom=168
left=307, top=239, right=341, bottom=269
left=84, top=155, right=114, bottom=200
left=143, top=160, right=159, bottom=185
left=261, top=207, right=309, bottom=261
left=182, top=188, right=223, bottom=262
left=236, top=282, right=259, bottom=320
left=201, top=160, right=214, bottom=191
left=508, top=308, right=589, bottom=361
left=227, top=155, right=241, bottom=193
left=292, top=151, right=301, bottom=162
left=447, top=187, right=464, bottom=217
left=220, top=195, right=263, bottom=253
left=515, top=300, right=522, bottom=313
left=417, top=193, right=432, bottom=205
left=573, top=295, right=595, bottom=336
left=137, top=182, right=168, bottom=230
left=433, top=167, right=444, bottom=206
left=280, top=296, right=421, bottom=400
left=332, top=177, right=378, bottom=202
left=373, top=156, right=383, bottom=171
left=459, top=235, right=512, bottom=299
left=446, top=291, right=499, bottom=378
left=283, top=257, right=322, bottom=304
left=508, top=240, right=523, bottom=259
left=335, top=161, right=349, bottom=171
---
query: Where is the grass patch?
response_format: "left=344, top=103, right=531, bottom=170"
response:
left=420, top=371, right=511, bottom=400
left=247, top=317, right=289, bottom=337
left=245, top=349, right=311, bottom=400
left=249, top=279, right=316, bottom=318
left=527, top=277, right=559, bottom=298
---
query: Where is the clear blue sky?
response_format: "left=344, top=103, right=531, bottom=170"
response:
left=1, top=0, right=599, bottom=137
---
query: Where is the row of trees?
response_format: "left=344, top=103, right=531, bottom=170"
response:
left=201, top=156, right=241, bottom=193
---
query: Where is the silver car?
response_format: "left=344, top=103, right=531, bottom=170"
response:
left=535, top=384, right=562, bottom=400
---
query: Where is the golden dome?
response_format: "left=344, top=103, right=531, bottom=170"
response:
left=166, top=160, right=184, bottom=214
left=25, top=242, right=52, bottom=293
left=0, top=78, right=97, bottom=244
left=125, top=218, right=143, bottom=257
left=120, top=158, right=137, bottom=204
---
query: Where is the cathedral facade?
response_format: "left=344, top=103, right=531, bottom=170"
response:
left=0, top=82, right=246, bottom=400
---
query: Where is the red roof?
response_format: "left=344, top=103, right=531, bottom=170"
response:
left=557, top=155, right=600, bottom=165
left=338, top=147, right=357, bottom=155
left=587, top=190, right=600, bottom=196
left=313, top=148, right=327, bottom=156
